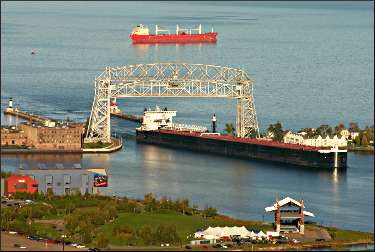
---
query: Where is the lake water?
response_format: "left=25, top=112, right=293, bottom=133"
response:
left=1, top=2, right=374, bottom=232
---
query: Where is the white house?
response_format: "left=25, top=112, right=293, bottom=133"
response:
left=350, top=132, right=360, bottom=140
left=283, top=132, right=347, bottom=147
left=340, top=129, right=350, bottom=140
left=283, top=131, right=304, bottom=145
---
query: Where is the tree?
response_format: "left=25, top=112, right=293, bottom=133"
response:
left=138, top=225, right=154, bottom=245
left=144, top=193, right=158, bottom=212
left=224, top=123, right=235, bottom=136
left=95, top=232, right=109, bottom=248
left=361, top=134, right=369, bottom=147
left=334, top=123, right=346, bottom=137
left=365, top=126, right=374, bottom=143
left=202, top=205, right=217, bottom=218
left=107, top=205, right=118, bottom=220
left=300, top=128, right=315, bottom=138
left=354, top=135, right=361, bottom=146
left=268, top=121, right=284, bottom=142
left=349, top=122, right=360, bottom=132
left=180, top=199, right=189, bottom=215
left=315, top=124, right=333, bottom=138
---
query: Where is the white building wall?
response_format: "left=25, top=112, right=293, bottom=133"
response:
left=284, top=132, right=347, bottom=147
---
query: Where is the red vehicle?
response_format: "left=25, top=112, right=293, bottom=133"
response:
left=130, top=24, right=217, bottom=44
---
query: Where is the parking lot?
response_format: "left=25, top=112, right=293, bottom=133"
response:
left=1, top=231, right=86, bottom=251
left=1, top=198, right=31, bottom=208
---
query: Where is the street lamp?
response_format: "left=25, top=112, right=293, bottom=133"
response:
left=61, top=234, right=67, bottom=252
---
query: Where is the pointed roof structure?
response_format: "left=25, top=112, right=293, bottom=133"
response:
left=265, top=196, right=315, bottom=217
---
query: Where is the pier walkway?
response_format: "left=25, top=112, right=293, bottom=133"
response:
left=110, top=111, right=143, bottom=123
left=4, top=108, right=56, bottom=124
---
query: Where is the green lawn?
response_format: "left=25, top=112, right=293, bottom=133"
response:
left=33, top=223, right=62, bottom=240
left=99, top=211, right=271, bottom=245
left=326, top=227, right=374, bottom=242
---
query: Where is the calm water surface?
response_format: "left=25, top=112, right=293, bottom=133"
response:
left=1, top=2, right=374, bottom=232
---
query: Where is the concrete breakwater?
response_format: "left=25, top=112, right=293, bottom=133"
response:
left=110, top=111, right=143, bottom=123
left=4, top=108, right=56, bottom=124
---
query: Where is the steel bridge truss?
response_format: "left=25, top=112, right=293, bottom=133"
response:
left=85, top=63, right=260, bottom=143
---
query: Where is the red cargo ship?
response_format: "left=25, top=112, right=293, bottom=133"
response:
left=135, top=106, right=348, bottom=169
left=130, top=24, right=217, bottom=44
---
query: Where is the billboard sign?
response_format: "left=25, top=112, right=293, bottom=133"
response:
left=93, top=173, right=108, bottom=187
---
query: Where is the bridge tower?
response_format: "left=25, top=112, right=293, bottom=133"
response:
left=84, top=63, right=260, bottom=143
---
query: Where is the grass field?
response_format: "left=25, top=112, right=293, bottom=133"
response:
left=99, top=211, right=272, bottom=245
left=3, top=193, right=373, bottom=250
left=326, top=226, right=374, bottom=242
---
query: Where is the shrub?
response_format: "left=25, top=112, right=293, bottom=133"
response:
left=95, top=232, right=109, bottom=248
left=203, top=205, right=217, bottom=218
left=113, top=224, right=133, bottom=235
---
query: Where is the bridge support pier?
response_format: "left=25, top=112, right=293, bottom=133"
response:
left=84, top=78, right=111, bottom=143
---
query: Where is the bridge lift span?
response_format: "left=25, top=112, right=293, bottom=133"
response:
left=84, top=63, right=260, bottom=143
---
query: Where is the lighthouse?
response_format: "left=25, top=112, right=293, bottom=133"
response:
left=110, top=98, right=120, bottom=114
left=9, top=98, right=13, bottom=108
left=5, top=98, right=15, bottom=113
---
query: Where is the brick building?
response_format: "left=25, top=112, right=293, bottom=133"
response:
left=18, top=122, right=85, bottom=150
left=1, top=126, right=29, bottom=146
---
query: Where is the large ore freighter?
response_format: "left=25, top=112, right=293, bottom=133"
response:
left=130, top=24, right=217, bottom=44
left=135, top=106, right=347, bottom=169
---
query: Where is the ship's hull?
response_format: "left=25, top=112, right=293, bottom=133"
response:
left=130, top=32, right=217, bottom=44
left=136, top=130, right=347, bottom=169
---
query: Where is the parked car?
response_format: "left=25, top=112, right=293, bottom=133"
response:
left=27, top=236, right=38, bottom=241
left=76, top=245, right=86, bottom=248
left=88, top=248, right=101, bottom=252
left=277, top=238, right=288, bottom=244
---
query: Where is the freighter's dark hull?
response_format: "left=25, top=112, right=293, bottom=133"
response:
left=136, top=130, right=347, bottom=169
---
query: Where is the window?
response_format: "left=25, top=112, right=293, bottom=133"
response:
left=15, top=183, right=27, bottom=189
left=64, top=175, right=71, bottom=185
left=11, top=140, right=15, bottom=144
left=64, top=187, right=71, bottom=195
left=46, top=175, right=53, bottom=185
